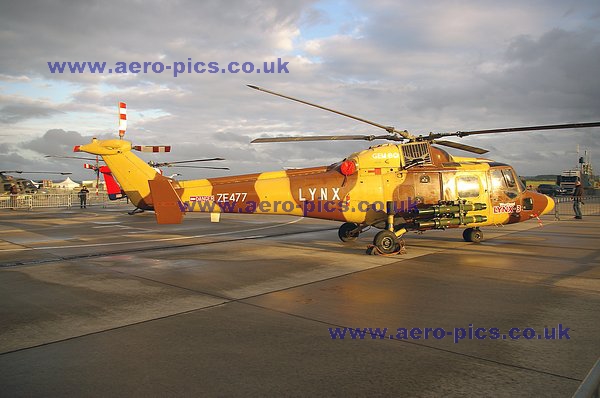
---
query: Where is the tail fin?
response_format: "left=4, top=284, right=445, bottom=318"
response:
left=99, top=166, right=126, bottom=200
left=148, top=178, right=185, bottom=224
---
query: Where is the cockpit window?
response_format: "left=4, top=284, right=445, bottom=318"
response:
left=501, top=169, right=516, bottom=188
left=491, top=168, right=520, bottom=199
left=502, top=168, right=524, bottom=192
left=490, top=169, right=505, bottom=190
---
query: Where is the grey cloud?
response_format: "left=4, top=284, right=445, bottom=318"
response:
left=23, top=129, right=88, bottom=155
left=1, top=0, right=599, bottom=179
left=0, top=0, right=314, bottom=80
left=0, top=104, right=63, bottom=124
left=496, top=28, right=600, bottom=116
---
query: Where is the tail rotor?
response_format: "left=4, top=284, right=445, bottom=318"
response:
left=118, top=102, right=127, bottom=139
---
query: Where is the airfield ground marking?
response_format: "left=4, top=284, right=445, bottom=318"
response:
left=0, top=217, right=305, bottom=252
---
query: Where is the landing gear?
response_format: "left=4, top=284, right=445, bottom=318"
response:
left=366, top=201, right=409, bottom=255
left=338, top=222, right=360, bottom=242
left=373, top=230, right=400, bottom=254
left=367, top=231, right=406, bottom=255
left=463, top=227, right=483, bottom=243
left=128, top=207, right=145, bottom=215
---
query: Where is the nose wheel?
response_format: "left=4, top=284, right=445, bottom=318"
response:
left=463, top=227, right=483, bottom=243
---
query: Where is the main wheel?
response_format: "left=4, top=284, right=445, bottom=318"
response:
left=463, top=228, right=483, bottom=243
left=373, top=230, right=399, bottom=254
left=338, top=222, right=360, bottom=242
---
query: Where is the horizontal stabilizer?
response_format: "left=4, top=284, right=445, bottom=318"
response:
left=148, top=178, right=184, bottom=224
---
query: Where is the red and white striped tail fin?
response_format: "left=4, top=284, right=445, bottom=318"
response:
left=132, top=145, right=172, bottom=153
left=118, top=102, right=127, bottom=139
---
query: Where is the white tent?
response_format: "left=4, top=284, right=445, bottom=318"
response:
left=53, top=177, right=81, bottom=190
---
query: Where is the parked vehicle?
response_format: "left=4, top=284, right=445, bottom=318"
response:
left=537, top=184, right=567, bottom=196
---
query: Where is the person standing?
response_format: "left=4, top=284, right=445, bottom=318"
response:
left=9, top=184, right=18, bottom=210
left=572, top=180, right=584, bottom=219
left=78, top=185, right=90, bottom=208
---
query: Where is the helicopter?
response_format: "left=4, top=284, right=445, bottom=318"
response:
left=73, top=87, right=600, bottom=254
left=1, top=170, right=72, bottom=195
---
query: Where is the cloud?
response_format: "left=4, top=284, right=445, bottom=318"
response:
left=23, top=129, right=88, bottom=154
left=0, top=104, right=63, bottom=124
left=0, top=0, right=599, bottom=179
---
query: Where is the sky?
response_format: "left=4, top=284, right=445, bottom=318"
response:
left=1, top=0, right=599, bottom=182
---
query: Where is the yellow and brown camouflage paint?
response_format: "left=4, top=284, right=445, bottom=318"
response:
left=75, top=138, right=554, bottom=230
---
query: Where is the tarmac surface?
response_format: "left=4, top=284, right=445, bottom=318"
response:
left=0, top=204, right=599, bottom=397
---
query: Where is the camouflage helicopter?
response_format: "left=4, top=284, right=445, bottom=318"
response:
left=1, top=170, right=71, bottom=195
left=73, top=87, right=600, bottom=254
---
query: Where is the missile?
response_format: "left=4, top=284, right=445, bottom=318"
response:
left=412, top=202, right=487, bottom=219
left=415, top=215, right=488, bottom=229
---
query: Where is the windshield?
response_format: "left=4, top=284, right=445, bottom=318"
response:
left=490, top=167, right=521, bottom=199
left=561, top=176, right=578, bottom=182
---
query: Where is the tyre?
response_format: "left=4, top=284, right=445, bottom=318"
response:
left=373, top=230, right=399, bottom=254
left=338, top=222, right=360, bottom=242
left=466, top=228, right=483, bottom=243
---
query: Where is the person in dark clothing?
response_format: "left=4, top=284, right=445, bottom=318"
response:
left=572, top=180, right=584, bottom=219
left=78, top=186, right=90, bottom=208
left=9, top=184, right=18, bottom=209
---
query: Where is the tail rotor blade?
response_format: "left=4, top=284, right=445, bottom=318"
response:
left=118, top=102, right=127, bottom=139
left=133, top=145, right=172, bottom=153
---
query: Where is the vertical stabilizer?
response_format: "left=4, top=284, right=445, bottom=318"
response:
left=148, top=178, right=184, bottom=224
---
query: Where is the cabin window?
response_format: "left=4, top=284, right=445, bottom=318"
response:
left=456, top=175, right=480, bottom=198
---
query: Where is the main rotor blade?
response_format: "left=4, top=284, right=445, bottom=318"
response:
left=433, top=140, right=489, bottom=155
left=160, top=158, right=225, bottom=166
left=1, top=170, right=72, bottom=175
left=430, top=121, right=600, bottom=139
left=165, top=165, right=230, bottom=170
left=247, top=85, right=415, bottom=140
left=45, top=155, right=102, bottom=162
left=251, top=134, right=399, bottom=143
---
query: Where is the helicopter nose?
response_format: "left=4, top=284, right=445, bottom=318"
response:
left=541, top=195, right=555, bottom=216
